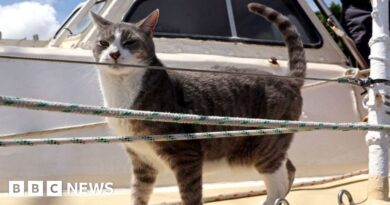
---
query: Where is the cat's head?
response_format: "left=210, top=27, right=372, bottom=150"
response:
left=91, top=10, right=159, bottom=74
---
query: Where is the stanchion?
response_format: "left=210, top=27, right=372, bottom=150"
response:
left=365, top=0, right=390, bottom=202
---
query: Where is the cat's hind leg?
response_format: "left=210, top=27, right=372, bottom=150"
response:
left=255, top=158, right=295, bottom=205
left=129, top=156, right=158, bottom=205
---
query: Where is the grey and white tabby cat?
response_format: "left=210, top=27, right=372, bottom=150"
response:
left=91, top=3, right=305, bottom=205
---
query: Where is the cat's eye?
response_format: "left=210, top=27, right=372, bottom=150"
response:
left=123, top=40, right=137, bottom=47
left=99, top=40, right=110, bottom=47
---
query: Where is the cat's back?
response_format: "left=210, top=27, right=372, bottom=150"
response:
left=166, top=69, right=302, bottom=121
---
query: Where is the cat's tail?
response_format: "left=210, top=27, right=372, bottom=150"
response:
left=248, top=3, right=306, bottom=87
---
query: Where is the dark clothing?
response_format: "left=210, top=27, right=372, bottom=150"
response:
left=341, top=0, right=372, bottom=66
left=341, top=0, right=371, bottom=8
left=341, top=0, right=389, bottom=67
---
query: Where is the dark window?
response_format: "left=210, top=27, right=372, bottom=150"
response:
left=126, top=0, right=231, bottom=38
left=124, top=0, right=322, bottom=47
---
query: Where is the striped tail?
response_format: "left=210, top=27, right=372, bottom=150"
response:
left=248, top=3, right=306, bottom=87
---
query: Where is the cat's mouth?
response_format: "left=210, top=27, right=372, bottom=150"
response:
left=101, top=59, right=122, bottom=69
left=98, top=56, right=144, bottom=74
left=100, top=65, right=131, bottom=75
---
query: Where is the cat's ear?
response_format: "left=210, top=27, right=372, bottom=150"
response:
left=91, top=12, right=112, bottom=29
left=136, top=9, right=159, bottom=36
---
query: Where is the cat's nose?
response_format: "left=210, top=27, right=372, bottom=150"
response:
left=109, top=51, right=121, bottom=60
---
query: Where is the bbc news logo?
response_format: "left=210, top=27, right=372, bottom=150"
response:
left=9, top=181, right=114, bottom=197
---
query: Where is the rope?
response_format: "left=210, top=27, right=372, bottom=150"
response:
left=0, top=54, right=376, bottom=85
left=0, top=122, right=106, bottom=140
left=0, top=94, right=372, bottom=203
left=1, top=95, right=390, bottom=131
left=0, top=128, right=306, bottom=147
left=154, top=169, right=368, bottom=205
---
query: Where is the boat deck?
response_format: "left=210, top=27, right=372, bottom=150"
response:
left=1, top=175, right=389, bottom=205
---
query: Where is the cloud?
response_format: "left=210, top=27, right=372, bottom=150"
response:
left=0, top=1, right=60, bottom=40
left=32, top=0, right=57, bottom=5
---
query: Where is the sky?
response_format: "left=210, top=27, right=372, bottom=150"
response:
left=0, top=0, right=340, bottom=40
left=0, top=0, right=83, bottom=39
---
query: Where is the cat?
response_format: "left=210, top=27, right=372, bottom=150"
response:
left=91, top=2, right=305, bottom=205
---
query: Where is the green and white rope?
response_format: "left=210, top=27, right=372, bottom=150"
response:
left=0, top=128, right=305, bottom=147
left=0, top=95, right=388, bottom=131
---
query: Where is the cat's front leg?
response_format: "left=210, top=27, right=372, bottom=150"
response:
left=129, top=155, right=158, bottom=205
left=170, top=151, right=203, bottom=205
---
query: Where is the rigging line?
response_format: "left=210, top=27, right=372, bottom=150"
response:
left=0, top=54, right=343, bottom=82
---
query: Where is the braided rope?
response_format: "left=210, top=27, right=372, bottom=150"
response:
left=0, top=95, right=389, bottom=131
left=0, top=122, right=106, bottom=139
left=155, top=169, right=368, bottom=205
left=0, top=94, right=372, bottom=204
left=0, top=128, right=305, bottom=147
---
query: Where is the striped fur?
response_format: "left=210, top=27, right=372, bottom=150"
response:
left=92, top=3, right=305, bottom=205
left=248, top=3, right=306, bottom=87
left=129, top=154, right=158, bottom=205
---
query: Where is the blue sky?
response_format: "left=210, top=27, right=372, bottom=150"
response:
left=0, top=0, right=340, bottom=40
left=0, top=0, right=84, bottom=39
left=0, top=0, right=83, bottom=23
